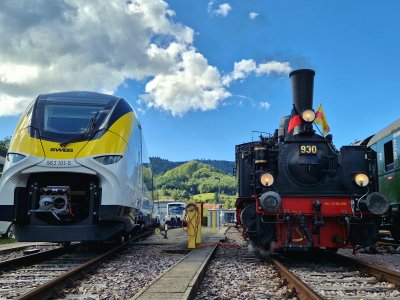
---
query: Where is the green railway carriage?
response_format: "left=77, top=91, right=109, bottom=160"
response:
left=368, top=118, right=400, bottom=239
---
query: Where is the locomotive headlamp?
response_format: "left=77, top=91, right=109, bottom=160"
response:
left=6, top=153, right=26, bottom=163
left=94, top=155, right=122, bottom=165
left=259, top=191, right=282, bottom=213
left=301, top=109, right=316, bottom=122
left=354, top=173, right=369, bottom=187
left=4, top=153, right=27, bottom=171
left=359, top=192, right=389, bottom=215
left=260, top=173, right=274, bottom=186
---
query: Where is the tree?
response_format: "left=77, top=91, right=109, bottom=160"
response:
left=0, top=136, right=11, bottom=152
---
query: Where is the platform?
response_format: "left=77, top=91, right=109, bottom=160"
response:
left=132, top=226, right=228, bottom=300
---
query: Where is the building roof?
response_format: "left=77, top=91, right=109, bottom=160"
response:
left=367, top=118, right=400, bottom=147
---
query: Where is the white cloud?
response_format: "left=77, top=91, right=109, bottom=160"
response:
left=260, top=102, right=271, bottom=109
left=249, top=12, right=259, bottom=20
left=208, top=2, right=231, bottom=17
left=223, top=59, right=292, bottom=86
left=256, top=61, right=292, bottom=75
left=0, top=0, right=291, bottom=118
left=0, top=64, right=40, bottom=84
left=0, top=95, right=32, bottom=117
left=232, top=59, right=257, bottom=80
left=142, top=50, right=230, bottom=116
left=0, top=0, right=200, bottom=116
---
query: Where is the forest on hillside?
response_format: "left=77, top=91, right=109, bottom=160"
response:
left=152, top=161, right=236, bottom=207
left=150, top=157, right=234, bottom=176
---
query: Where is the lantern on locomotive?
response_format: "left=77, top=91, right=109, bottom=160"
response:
left=235, top=69, right=388, bottom=252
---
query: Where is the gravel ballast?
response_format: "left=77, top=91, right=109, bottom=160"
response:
left=195, top=228, right=296, bottom=300
left=52, top=244, right=186, bottom=299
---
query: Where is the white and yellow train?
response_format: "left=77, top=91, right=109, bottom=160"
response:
left=0, top=91, right=156, bottom=242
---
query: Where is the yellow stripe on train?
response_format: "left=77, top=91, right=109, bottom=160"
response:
left=8, top=112, right=134, bottom=159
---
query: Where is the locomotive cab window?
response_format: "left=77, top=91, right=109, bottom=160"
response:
left=33, top=96, right=117, bottom=141
left=384, top=140, right=394, bottom=171
left=44, top=105, right=102, bottom=134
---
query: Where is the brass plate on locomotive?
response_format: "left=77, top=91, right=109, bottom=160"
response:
left=299, top=145, right=318, bottom=156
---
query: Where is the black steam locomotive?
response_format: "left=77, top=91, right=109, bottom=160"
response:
left=235, top=69, right=388, bottom=252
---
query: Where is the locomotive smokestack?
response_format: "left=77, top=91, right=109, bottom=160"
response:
left=289, top=69, right=315, bottom=113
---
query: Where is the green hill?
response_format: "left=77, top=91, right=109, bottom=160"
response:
left=150, top=157, right=234, bottom=176
left=154, top=161, right=236, bottom=206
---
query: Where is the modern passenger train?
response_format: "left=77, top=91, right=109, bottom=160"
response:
left=0, top=91, right=156, bottom=242
left=153, top=200, right=187, bottom=227
left=166, top=201, right=186, bottom=227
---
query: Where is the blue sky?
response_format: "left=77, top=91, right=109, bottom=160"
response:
left=0, top=1, right=399, bottom=161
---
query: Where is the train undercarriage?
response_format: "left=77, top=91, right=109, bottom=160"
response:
left=12, top=172, right=144, bottom=242
left=237, top=197, right=380, bottom=252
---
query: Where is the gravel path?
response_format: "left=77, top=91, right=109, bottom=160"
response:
left=195, top=228, right=297, bottom=300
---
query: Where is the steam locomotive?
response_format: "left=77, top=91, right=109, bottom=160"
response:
left=235, top=69, right=389, bottom=252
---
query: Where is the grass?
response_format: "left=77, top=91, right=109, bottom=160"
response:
left=192, top=193, right=215, bottom=202
left=0, top=238, right=16, bottom=245
left=192, top=193, right=236, bottom=208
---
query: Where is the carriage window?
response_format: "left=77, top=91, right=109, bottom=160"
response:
left=384, top=140, right=394, bottom=171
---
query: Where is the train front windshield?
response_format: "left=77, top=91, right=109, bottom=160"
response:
left=168, top=204, right=184, bottom=215
left=33, top=96, right=117, bottom=141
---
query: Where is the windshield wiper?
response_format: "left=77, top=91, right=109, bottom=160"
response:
left=59, top=110, right=99, bottom=147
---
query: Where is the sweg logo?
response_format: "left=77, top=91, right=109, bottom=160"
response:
left=50, top=148, right=73, bottom=152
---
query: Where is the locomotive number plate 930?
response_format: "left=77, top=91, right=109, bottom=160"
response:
left=299, top=145, right=317, bottom=155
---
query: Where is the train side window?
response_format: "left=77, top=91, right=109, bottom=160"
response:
left=384, top=140, right=394, bottom=171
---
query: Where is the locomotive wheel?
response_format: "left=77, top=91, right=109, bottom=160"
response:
left=240, top=202, right=257, bottom=235
left=241, top=202, right=274, bottom=247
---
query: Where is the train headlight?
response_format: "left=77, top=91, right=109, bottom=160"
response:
left=259, top=191, right=282, bottom=213
left=6, top=153, right=26, bottom=163
left=354, top=173, right=369, bottom=187
left=260, top=173, right=274, bottom=186
left=93, top=155, right=122, bottom=165
left=361, top=192, right=389, bottom=215
left=301, top=110, right=315, bottom=122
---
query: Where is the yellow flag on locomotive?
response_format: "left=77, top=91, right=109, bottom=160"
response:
left=314, top=103, right=330, bottom=135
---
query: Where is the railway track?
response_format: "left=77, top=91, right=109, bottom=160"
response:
left=0, top=230, right=153, bottom=300
left=0, top=244, right=75, bottom=272
left=0, top=244, right=63, bottom=264
left=272, top=252, right=400, bottom=299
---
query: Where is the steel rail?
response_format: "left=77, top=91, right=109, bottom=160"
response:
left=15, top=229, right=155, bottom=300
left=271, top=256, right=323, bottom=300
left=336, top=253, right=400, bottom=286
left=0, top=245, right=34, bottom=254
left=0, top=244, right=76, bottom=271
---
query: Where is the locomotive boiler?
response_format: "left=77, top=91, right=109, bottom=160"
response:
left=0, top=91, right=156, bottom=242
left=235, top=69, right=388, bottom=252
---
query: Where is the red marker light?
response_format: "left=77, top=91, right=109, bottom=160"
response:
left=387, top=176, right=393, bottom=180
